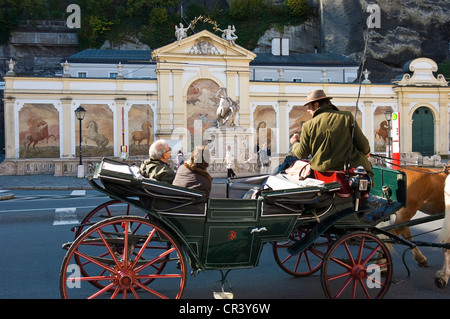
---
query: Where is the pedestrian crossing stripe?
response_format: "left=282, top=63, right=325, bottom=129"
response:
left=70, top=190, right=86, bottom=196
left=53, top=207, right=79, bottom=225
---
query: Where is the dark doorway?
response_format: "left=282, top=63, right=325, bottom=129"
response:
left=412, top=107, right=434, bottom=156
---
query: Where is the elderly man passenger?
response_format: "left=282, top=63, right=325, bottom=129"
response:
left=140, top=139, right=175, bottom=183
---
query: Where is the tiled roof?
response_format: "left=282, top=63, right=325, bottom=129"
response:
left=65, top=49, right=358, bottom=68
left=65, top=49, right=153, bottom=64
left=250, top=52, right=359, bottom=67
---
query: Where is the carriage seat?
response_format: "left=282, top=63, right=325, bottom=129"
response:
left=94, top=158, right=207, bottom=214
left=313, top=170, right=353, bottom=198
left=260, top=180, right=341, bottom=217
left=313, top=168, right=371, bottom=203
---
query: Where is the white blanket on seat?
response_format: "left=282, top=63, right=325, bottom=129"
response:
left=264, top=174, right=324, bottom=190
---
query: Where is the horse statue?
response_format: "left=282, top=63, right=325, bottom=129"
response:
left=84, top=120, right=109, bottom=148
left=131, top=121, right=152, bottom=146
left=23, top=119, right=55, bottom=149
left=215, top=87, right=240, bottom=127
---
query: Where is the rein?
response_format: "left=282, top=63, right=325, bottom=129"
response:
left=370, top=153, right=450, bottom=175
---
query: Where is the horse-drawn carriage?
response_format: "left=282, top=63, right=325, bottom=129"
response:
left=59, top=158, right=448, bottom=299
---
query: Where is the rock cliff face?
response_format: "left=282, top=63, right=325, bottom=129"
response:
left=250, top=0, right=449, bottom=83
left=0, top=20, right=79, bottom=77
left=1, top=1, right=448, bottom=82
left=313, top=0, right=450, bottom=82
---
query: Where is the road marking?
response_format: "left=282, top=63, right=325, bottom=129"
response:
left=70, top=190, right=86, bottom=196
left=53, top=207, right=79, bottom=225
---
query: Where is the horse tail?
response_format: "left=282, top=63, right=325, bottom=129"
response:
left=438, top=175, right=450, bottom=243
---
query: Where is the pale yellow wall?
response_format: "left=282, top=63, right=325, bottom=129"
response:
left=2, top=34, right=449, bottom=162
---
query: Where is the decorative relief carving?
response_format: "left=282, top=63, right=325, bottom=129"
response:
left=189, top=37, right=221, bottom=55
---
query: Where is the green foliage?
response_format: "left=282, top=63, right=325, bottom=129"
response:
left=0, top=0, right=68, bottom=44
left=0, top=0, right=313, bottom=50
left=149, top=6, right=168, bottom=25
left=229, top=0, right=266, bottom=20
left=437, top=61, right=450, bottom=80
left=285, top=0, right=309, bottom=18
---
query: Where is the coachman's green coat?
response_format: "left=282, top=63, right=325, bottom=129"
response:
left=292, top=103, right=374, bottom=176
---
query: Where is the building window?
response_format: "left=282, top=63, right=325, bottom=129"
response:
left=263, top=78, right=274, bottom=81
left=78, top=72, right=87, bottom=78
left=293, top=78, right=302, bottom=82
left=109, top=73, right=118, bottom=79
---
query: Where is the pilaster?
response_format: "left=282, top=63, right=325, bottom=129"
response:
left=60, top=98, right=73, bottom=157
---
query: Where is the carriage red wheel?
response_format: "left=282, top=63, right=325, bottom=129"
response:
left=73, top=200, right=166, bottom=290
left=75, top=200, right=143, bottom=238
left=60, top=216, right=187, bottom=299
left=321, top=231, right=392, bottom=299
left=273, top=227, right=330, bottom=277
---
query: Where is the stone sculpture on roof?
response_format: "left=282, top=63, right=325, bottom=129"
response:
left=218, top=25, right=238, bottom=46
left=175, top=22, right=191, bottom=45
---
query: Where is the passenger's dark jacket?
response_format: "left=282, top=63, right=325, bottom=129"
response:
left=140, top=158, right=175, bottom=183
left=172, top=163, right=212, bottom=197
left=292, top=103, right=373, bottom=176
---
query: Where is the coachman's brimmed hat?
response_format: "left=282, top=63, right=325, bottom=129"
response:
left=304, top=89, right=332, bottom=106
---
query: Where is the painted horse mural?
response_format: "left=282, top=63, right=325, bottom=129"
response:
left=24, top=119, right=56, bottom=149
left=131, top=121, right=152, bottom=146
left=84, top=120, right=109, bottom=148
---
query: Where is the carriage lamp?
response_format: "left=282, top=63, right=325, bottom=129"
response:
left=384, top=110, right=392, bottom=160
left=75, top=106, right=86, bottom=177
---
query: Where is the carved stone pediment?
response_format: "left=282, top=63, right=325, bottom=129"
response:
left=151, top=30, right=256, bottom=62
left=189, top=37, right=221, bottom=55
left=395, top=57, right=448, bottom=87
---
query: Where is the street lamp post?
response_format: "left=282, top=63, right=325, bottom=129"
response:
left=75, top=106, right=86, bottom=178
left=384, top=110, right=392, bottom=163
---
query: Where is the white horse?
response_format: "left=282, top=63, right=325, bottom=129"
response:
left=435, top=174, right=450, bottom=288
left=215, top=87, right=240, bottom=127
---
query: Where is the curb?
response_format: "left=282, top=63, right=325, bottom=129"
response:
left=0, top=193, right=14, bottom=201
left=0, top=186, right=93, bottom=190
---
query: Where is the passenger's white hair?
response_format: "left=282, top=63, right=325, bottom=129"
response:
left=149, top=139, right=168, bottom=159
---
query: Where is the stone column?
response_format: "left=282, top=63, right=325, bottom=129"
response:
left=156, top=68, right=172, bottom=139
left=60, top=98, right=73, bottom=158
left=278, top=100, right=289, bottom=154
left=237, top=70, right=251, bottom=128
left=438, top=91, right=449, bottom=156
left=3, top=97, right=16, bottom=159
left=172, top=69, right=184, bottom=130
left=115, top=98, right=127, bottom=157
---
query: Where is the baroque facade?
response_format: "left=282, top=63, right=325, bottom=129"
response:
left=1, top=30, right=449, bottom=176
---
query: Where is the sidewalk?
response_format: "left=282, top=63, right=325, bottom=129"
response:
left=0, top=174, right=93, bottom=190
left=0, top=173, right=228, bottom=191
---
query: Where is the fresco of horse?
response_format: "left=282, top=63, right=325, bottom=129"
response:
left=24, top=119, right=56, bottom=149
left=131, top=121, right=152, bottom=146
left=84, top=120, right=109, bottom=148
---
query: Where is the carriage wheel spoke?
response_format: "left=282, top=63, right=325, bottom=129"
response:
left=321, top=232, right=392, bottom=299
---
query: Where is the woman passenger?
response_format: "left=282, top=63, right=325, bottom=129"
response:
left=172, top=146, right=212, bottom=197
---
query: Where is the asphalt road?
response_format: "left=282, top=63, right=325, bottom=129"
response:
left=0, top=188, right=449, bottom=300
